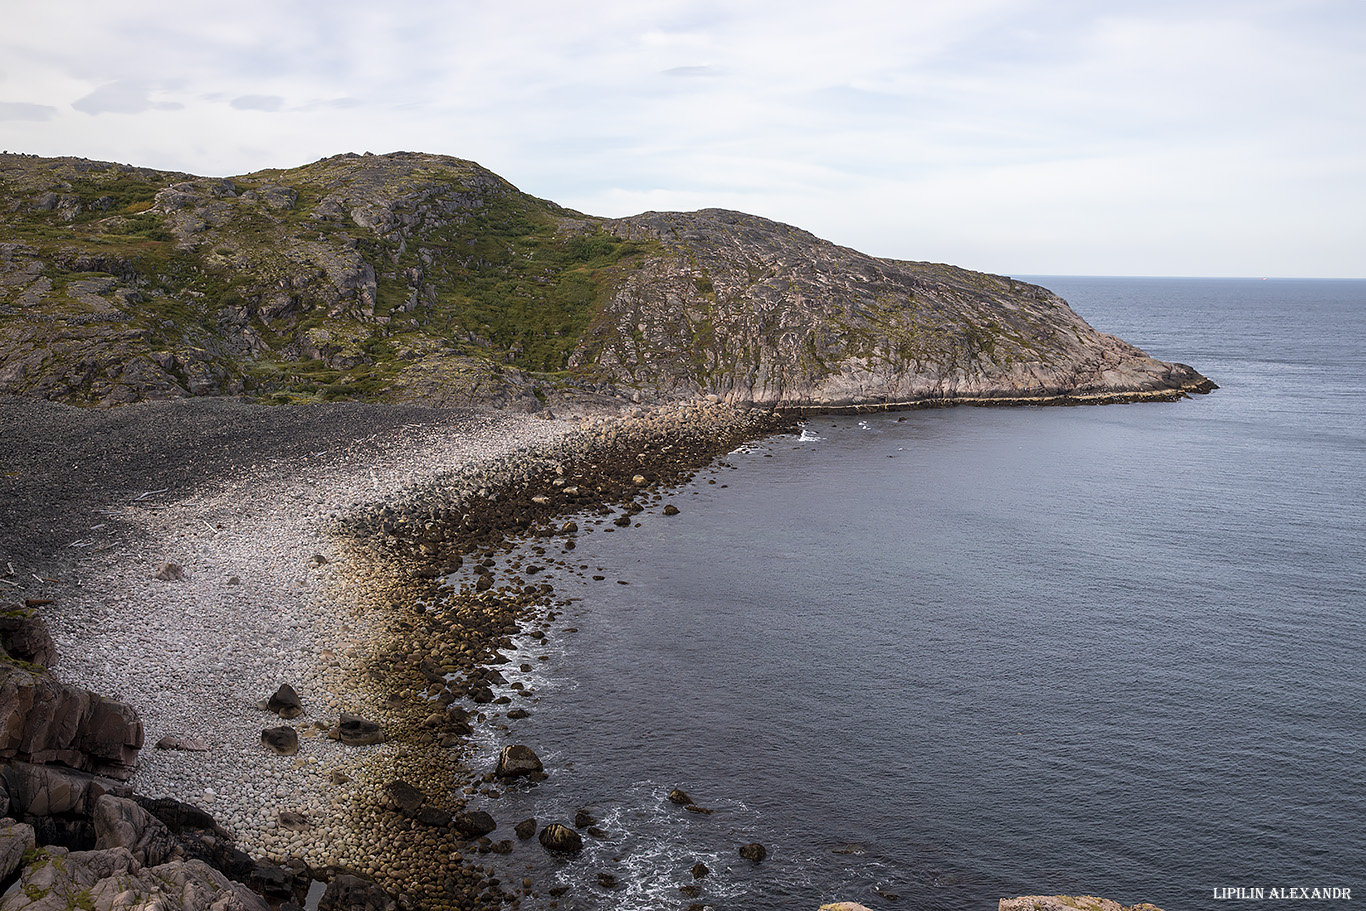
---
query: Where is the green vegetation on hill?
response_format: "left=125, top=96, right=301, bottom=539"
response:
left=0, top=151, right=1211, bottom=409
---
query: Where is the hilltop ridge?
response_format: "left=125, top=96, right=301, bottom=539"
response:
left=0, top=151, right=1212, bottom=409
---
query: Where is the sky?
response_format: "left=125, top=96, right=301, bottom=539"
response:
left=2, top=0, right=1363, bottom=278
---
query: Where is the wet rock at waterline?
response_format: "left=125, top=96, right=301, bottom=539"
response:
left=452, top=810, right=497, bottom=839
left=495, top=744, right=543, bottom=779
left=537, top=823, right=583, bottom=854
left=739, top=842, right=768, bottom=862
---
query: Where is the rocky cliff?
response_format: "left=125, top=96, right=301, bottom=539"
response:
left=0, top=151, right=1212, bottom=409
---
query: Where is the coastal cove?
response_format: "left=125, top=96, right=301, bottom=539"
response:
left=1, top=276, right=1360, bottom=911
left=460, top=277, right=1366, bottom=911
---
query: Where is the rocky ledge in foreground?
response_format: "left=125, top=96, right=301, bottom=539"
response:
left=0, top=606, right=402, bottom=911
left=0, top=151, right=1211, bottom=409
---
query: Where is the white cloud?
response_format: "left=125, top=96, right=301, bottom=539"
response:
left=0, top=0, right=1361, bottom=275
left=230, top=95, right=285, bottom=112
left=0, top=101, right=57, bottom=121
left=72, top=80, right=183, bottom=115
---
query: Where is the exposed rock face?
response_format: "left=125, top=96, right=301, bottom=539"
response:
left=0, top=152, right=1211, bottom=410
left=0, top=664, right=143, bottom=780
left=0, top=609, right=58, bottom=668
left=0, top=846, right=271, bottom=911
left=585, top=209, right=1211, bottom=408
left=999, top=897, right=1165, bottom=911
left=91, top=794, right=177, bottom=865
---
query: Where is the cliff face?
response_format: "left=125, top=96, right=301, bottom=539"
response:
left=0, top=152, right=1212, bottom=409
left=585, top=210, right=1210, bottom=408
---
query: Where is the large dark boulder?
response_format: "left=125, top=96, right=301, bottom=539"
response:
left=451, top=810, right=497, bottom=839
left=318, top=873, right=400, bottom=911
left=267, top=684, right=304, bottom=719
left=494, top=744, right=543, bottom=779
left=337, top=714, right=385, bottom=746
left=537, top=823, right=583, bottom=854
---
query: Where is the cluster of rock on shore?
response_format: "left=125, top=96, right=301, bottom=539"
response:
left=1, top=603, right=405, bottom=911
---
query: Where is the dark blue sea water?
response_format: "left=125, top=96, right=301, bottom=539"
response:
left=479, top=278, right=1366, bottom=911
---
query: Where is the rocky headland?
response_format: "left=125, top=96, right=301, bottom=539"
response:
left=1, top=148, right=1199, bottom=910
left=0, top=150, right=1212, bottom=411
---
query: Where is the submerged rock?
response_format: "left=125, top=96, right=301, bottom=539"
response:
left=739, top=842, right=767, bottom=862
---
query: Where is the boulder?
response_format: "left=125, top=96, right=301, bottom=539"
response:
left=260, top=727, right=299, bottom=755
left=739, top=842, right=767, bottom=862
left=381, top=780, right=424, bottom=813
left=337, top=714, right=384, bottom=746
left=318, top=873, right=400, bottom=911
left=513, top=818, right=537, bottom=839
left=451, top=810, right=496, bottom=839
left=537, top=823, right=583, bottom=854
left=0, top=818, right=35, bottom=883
left=267, top=684, right=304, bottom=719
left=667, top=788, right=693, bottom=805
left=92, top=794, right=177, bottom=865
left=0, top=608, right=58, bottom=668
left=819, top=905, right=876, bottom=911
left=495, top=744, right=543, bottom=779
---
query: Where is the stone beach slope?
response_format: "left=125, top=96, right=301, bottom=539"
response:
left=0, top=393, right=789, bottom=909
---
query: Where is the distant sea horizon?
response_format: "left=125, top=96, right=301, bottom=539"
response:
left=469, top=275, right=1365, bottom=911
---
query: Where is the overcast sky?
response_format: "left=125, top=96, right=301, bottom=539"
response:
left=2, top=0, right=1362, bottom=277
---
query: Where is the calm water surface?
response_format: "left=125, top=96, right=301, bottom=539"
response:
left=475, top=278, right=1366, bottom=911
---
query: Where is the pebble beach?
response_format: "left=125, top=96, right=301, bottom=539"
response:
left=1, top=393, right=784, bottom=908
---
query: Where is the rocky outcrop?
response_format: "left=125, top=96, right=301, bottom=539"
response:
left=0, top=614, right=143, bottom=780
left=0, top=845, right=270, bottom=911
left=999, top=897, right=1165, bottom=911
left=0, top=151, right=1212, bottom=410
left=585, top=209, right=1211, bottom=408
left=0, top=609, right=58, bottom=669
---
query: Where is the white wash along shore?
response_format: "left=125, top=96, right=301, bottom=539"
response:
left=44, top=409, right=580, bottom=869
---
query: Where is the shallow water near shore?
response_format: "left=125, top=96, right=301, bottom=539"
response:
left=475, top=278, right=1366, bottom=910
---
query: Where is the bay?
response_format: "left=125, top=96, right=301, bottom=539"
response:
left=480, top=277, right=1366, bottom=911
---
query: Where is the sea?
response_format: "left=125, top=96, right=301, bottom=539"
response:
left=474, top=277, right=1366, bottom=911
